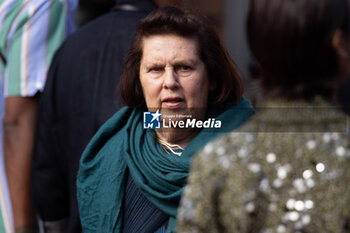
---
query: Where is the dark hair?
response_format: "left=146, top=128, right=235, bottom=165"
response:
left=121, top=7, right=243, bottom=108
left=247, top=0, right=350, bottom=100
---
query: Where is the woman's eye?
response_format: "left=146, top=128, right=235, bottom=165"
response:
left=177, top=65, right=192, bottom=72
left=181, top=66, right=191, bottom=70
left=150, top=67, right=163, bottom=72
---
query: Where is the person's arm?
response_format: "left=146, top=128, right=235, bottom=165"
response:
left=177, top=138, right=264, bottom=233
left=1, top=0, right=75, bottom=230
left=177, top=143, right=230, bottom=233
left=3, top=96, right=38, bottom=229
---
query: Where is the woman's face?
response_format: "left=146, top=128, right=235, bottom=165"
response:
left=139, top=34, right=210, bottom=143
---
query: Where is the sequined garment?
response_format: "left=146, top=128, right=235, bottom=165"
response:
left=177, top=98, right=350, bottom=233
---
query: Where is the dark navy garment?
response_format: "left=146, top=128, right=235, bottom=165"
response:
left=122, top=170, right=168, bottom=233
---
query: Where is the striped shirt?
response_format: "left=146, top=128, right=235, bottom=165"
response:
left=0, top=0, right=77, bottom=232
left=0, top=82, right=11, bottom=233
left=0, top=0, right=77, bottom=97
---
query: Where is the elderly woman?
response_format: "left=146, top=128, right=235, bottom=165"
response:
left=77, top=7, right=254, bottom=233
left=177, top=0, right=350, bottom=232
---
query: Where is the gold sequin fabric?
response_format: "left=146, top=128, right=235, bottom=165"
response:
left=177, top=98, right=350, bottom=233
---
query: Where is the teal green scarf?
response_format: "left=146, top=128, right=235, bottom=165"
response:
left=77, top=98, right=254, bottom=233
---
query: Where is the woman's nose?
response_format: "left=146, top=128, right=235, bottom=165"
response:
left=163, top=68, right=179, bottom=89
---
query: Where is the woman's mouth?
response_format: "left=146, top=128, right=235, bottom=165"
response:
left=162, top=97, right=184, bottom=108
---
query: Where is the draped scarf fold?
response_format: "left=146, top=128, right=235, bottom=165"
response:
left=77, top=98, right=255, bottom=233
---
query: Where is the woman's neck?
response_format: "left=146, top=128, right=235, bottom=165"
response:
left=155, top=128, right=198, bottom=145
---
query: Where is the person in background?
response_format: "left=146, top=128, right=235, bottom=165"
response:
left=77, top=7, right=254, bottom=233
left=0, top=0, right=77, bottom=232
left=76, top=0, right=183, bottom=26
left=31, top=1, right=184, bottom=233
left=177, top=0, right=350, bottom=232
left=77, top=0, right=116, bottom=25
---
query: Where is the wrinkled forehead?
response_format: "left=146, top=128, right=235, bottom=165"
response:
left=139, top=34, right=201, bottom=62
left=140, top=33, right=199, bottom=50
